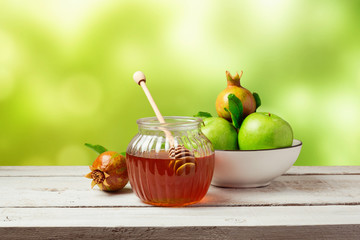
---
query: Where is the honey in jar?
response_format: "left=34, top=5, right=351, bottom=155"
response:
left=126, top=116, right=215, bottom=207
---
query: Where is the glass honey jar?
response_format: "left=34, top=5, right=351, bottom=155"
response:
left=126, top=116, right=215, bottom=207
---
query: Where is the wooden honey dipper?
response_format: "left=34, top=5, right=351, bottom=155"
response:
left=133, top=71, right=196, bottom=176
left=168, top=145, right=196, bottom=176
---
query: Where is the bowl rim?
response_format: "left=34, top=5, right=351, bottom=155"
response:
left=215, top=139, right=302, bottom=152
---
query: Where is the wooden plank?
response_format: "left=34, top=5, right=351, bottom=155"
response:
left=0, top=166, right=359, bottom=239
left=0, top=175, right=359, bottom=207
left=285, top=166, right=360, bottom=175
left=1, top=225, right=359, bottom=240
left=1, top=206, right=360, bottom=227
left=1, top=206, right=360, bottom=239
left=1, top=166, right=360, bottom=177
left=0, top=166, right=88, bottom=177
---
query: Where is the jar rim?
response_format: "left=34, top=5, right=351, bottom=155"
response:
left=137, top=116, right=202, bottom=130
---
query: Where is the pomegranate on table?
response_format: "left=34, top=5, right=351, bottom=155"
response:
left=84, top=143, right=128, bottom=192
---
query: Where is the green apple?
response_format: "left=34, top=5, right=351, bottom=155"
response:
left=238, top=112, right=293, bottom=150
left=201, top=117, right=239, bottom=150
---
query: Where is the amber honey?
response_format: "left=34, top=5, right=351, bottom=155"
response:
left=126, top=151, right=215, bottom=207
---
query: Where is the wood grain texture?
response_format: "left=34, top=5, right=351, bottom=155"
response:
left=285, top=166, right=360, bottom=175
left=0, top=166, right=359, bottom=239
left=1, top=225, right=359, bottom=240
left=0, top=175, right=359, bottom=207
left=0, top=166, right=87, bottom=177
left=1, top=206, right=360, bottom=227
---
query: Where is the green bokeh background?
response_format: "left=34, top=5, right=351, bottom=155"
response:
left=0, top=0, right=359, bottom=166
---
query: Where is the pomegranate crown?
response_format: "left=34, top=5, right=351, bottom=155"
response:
left=225, top=70, right=243, bottom=87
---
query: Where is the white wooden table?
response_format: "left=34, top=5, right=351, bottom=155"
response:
left=0, top=166, right=359, bottom=239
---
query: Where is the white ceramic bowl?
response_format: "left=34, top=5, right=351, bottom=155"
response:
left=211, top=139, right=302, bottom=188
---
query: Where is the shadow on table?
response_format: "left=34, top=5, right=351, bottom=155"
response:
left=102, top=186, right=133, bottom=195
left=196, top=175, right=335, bottom=206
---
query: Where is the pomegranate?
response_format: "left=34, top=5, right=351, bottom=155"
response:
left=85, top=144, right=128, bottom=192
left=216, top=71, right=256, bottom=121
